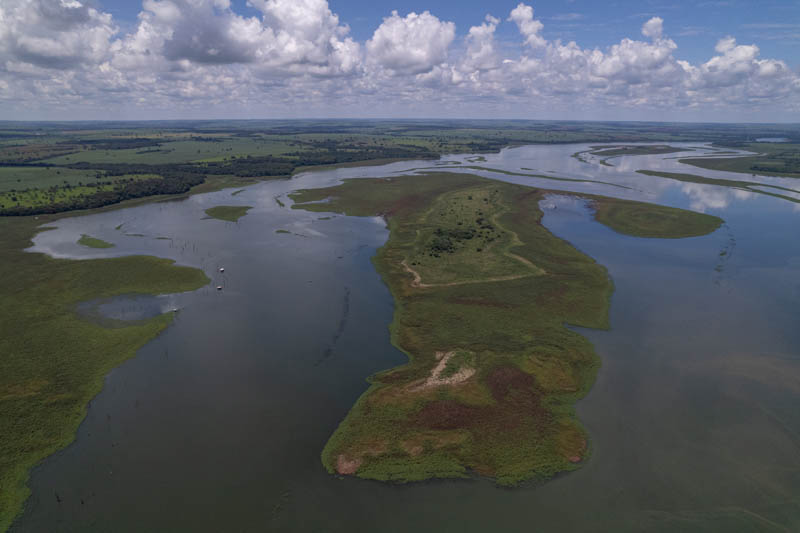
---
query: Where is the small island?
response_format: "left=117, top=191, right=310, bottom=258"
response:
left=77, top=234, right=114, bottom=248
left=204, top=205, right=252, bottom=222
left=292, top=172, right=723, bottom=486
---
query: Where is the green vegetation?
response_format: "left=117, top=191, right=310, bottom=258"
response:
left=291, top=172, right=721, bottom=486
left=2, top=121, right=797, bottom=216
left=681, top=143, right=800, bottom=178
left=0, top=166, right=105, bottom=193
left=591, top=198, right=723, bottom=238
left=204, top=205, right=252, bottom=222
left=0, top=216, right=208, bottom=532
left=275, top=229, right=291, bottom=234
left=589, top=145, right=691, bottom=157
left=637, top=170, right=800, bottom=204
left=77, top=234, right=114, bottom=248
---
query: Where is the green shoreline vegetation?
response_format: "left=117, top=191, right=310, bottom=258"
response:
left=681, top=142, right=800, bottom=179
left=291, top=172, right=722, bottom=485
left=204, top=205, right=252, bottom=222
left=0, top=216, right=209, bottom=532
left=636, top=170, right=800, bottom=204
left=77, top=234, right=114, bottom=248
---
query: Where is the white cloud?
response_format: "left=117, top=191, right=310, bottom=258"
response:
left=366, top=10, right=455, bottom=75
left=0, top=1, right=797, bottom=119
left=642, top=17, right=663, bottom=40
left=508, top=3, right=545, bottom=48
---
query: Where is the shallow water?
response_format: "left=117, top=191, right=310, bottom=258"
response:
left=14, top=144, right=800, bottom=531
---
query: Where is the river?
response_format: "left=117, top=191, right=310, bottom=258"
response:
left=14, top=143, right=800, bottom=531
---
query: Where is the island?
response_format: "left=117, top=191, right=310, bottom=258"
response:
left=292, top=172, right=722, bottom=485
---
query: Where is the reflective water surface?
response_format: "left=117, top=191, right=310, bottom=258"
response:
left=14, top=144, right=800, bottom=531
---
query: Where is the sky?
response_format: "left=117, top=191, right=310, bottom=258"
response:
left=1, top=0, right=799, bottom=122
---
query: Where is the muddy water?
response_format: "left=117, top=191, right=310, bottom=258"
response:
left=13, top=144, right=800, bottom=531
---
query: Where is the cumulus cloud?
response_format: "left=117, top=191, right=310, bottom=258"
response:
left=366, top=10, right=455, bottom=75
left=0, top=1, right=797, bottom=119
left=508, top=3, right=545, bottom=48
left=0, top=0, right=116, bottom=69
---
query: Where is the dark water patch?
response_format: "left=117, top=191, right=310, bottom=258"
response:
left=76, top=294, right=178, bottom=326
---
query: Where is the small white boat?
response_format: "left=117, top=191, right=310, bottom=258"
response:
left=219, top=267, right=225, bottom=273
left=216, top=286, right=223, bottom=291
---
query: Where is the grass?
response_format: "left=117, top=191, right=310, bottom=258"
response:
left=0, top=174, right=160, bottom=211
left=588, top=145, right=691, bottom=157
left=591, top=198, right=723, bottom=238
left=204, top=205, right=252, bottom=222
left=41, top=138, right=300, bottom=166
left=0, top=216, right=208, bottom=532
left=291, top=172, right=722, bottom=486
left=636, top=170, right=800, bottom=205
left=77, top=234, right=114, bottom=248
left=681, top=143, right=800, bottom=178
left=0, top=166, right=105, bottom=193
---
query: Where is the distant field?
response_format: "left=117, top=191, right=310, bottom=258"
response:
left=681, top=143, right=800, bottom=178
left=0, top=166, right=105, bottom=193
left=42, top=138, right=302, bottom=165
left=0, top=174, right=160, bottom=211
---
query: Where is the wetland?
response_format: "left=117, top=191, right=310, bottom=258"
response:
left=3, top=132, right=800, bottom=532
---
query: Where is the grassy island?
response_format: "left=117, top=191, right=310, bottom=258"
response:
left=680, top=143, right=800, bottom=179
left=77, top=234, right=115, bottom=248
left=204, top=205, right=252, bottom=222
left=0, top=217, right=209, bottom=531
left=291, top=172, right=722, bottom=485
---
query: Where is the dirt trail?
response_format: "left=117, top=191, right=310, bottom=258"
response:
left=410, top=351, right=475, bottom=391
left=401, top=260, right=535, bottom=289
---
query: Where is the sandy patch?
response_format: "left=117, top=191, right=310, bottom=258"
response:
left=335, top=454, right=362, bottom=475
left=411, top=351, right=476, bottom=391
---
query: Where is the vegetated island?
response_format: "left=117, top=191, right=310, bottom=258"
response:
left=0, top=215, right=209, bottom=532
left=204, top=205, right=252, bottom=222
left=679, top=142, right=800, bottom=179
left=636, top=170, right=800, bottom=205
left=77, top=234, right=114, bottom=248
left=291, top=172, right=722, bottom=485
left=588, top=145, right=691, bottom=157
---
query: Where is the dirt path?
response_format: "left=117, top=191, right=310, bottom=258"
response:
left=410, top=351, right=475, bottom=391
left=400, top=260, right=535, bottom=289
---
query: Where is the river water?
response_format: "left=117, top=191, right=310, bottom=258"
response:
left=13, top=144, right=800, bottom=531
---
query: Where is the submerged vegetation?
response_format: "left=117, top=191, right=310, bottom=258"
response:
left=204, top=205, right=252, bottom=222
left=0, top=216, right=208, bottom=532
left=291, top=172, right=721, bottom=485
left=77, top=234, right=114, bottom=248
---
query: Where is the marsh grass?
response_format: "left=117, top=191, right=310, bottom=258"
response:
left=77, top=234, right=114, bottom=248
left=292, top=173, right=721, bottom=486
left=0, top=216, right=208, bottom=531
left=204, top=205, right=252, bottom=222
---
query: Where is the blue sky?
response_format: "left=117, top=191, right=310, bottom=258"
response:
left=1, top=0, right=798, bottom=121
left=99, top=0, right=800, bottom=66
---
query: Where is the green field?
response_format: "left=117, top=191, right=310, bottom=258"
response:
left=0, top=216, right=209, bottom=532
left=291, top=172, right=722, bottom=485
left=204, top=205, right=252, bottom=222
left=41, top=138, right=301, bottom=166
left=0, top=166, right=105, bottom=193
